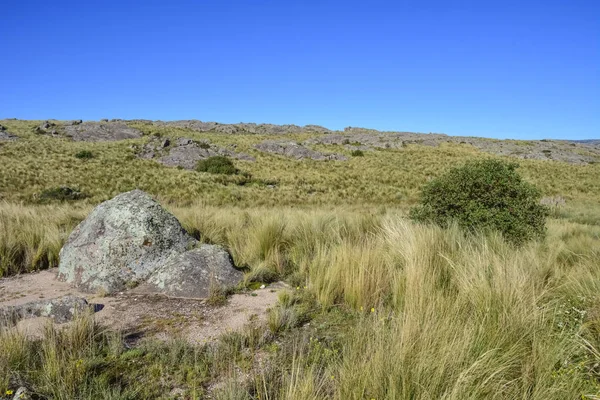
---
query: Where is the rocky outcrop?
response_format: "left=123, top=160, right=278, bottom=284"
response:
left=0, top=295, right=89, bottom=325
left=152, top=120, right=332, bottom=135
left=57, top=190, right=243, bottom=297
left=255, top=140, right=347, bottom=161
left=64, top=121, right=143, bottom=141
left=139, top=137, right=254, bottom=169
left=305, top=133, right=600, bottom=164
left=137, top=245, right=243, bottom=298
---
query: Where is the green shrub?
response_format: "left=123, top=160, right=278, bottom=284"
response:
left=38, top=186, right=87, bottom=203
left=410, top=159, right=548, bottom=244
left=351, top=149, right=364, bottom=157
left=196, top=156, right=238, bottom=175
left=74, top=150, right=94, bottom=159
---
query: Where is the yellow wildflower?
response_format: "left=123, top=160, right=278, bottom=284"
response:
left=371, top=307, right=375, bottom=313
left=6, top=390, right=14, bottom=395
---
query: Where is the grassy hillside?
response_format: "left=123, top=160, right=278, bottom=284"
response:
left=1, top=119, right=599, bottom=207
left=1, top=119, right=600, bottom=399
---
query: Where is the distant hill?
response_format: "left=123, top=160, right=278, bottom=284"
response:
left=3, top=118, right=599, bottom=165
left=0, top=118, right=599, bottom=206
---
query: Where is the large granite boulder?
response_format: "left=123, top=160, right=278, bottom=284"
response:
left=57, top=190, right=197, bottom=293
left=137, top=245, right=243, bottom=298
left=57, top=190, right=243, bottom=297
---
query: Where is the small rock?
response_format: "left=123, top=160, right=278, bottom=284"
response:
left=12, top=386, right=33, bottom=400
left=0, top=295, right=89, bottom=325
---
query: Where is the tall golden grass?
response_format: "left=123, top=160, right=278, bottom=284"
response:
left=1, top=203, right=599, bottom=398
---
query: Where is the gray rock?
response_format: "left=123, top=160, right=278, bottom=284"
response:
left=58, top=190, right=197, bottom=293
left=0, top=125, right=18, bottom=141
left=12, top=386, right=33, bottom=400
left=63, top=121, right=143, bottom=142
left=152, top=120, right=332, bottom=135
left=0, top=295, right=89, bottom=325
left=139, top=137, right=255, bottom=169
left=305, top=132, right=600, bottom=164
left=137, top=245, right=242, bottom=298
left=255, top=140, right=347, bottom=161
left=33, top=120, right=60, bottom=136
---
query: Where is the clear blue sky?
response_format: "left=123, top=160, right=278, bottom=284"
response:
left=1, top=0, right=598, bottom=139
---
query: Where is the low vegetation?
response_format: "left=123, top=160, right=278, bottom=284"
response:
left=74, top=150, right=94, bottom=160
left=196, top=156, right=238, bottom=175
left=37, top=186, right=87, bottom=203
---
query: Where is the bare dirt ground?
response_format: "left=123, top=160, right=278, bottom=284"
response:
left=0, top=269, right=285, bottom=344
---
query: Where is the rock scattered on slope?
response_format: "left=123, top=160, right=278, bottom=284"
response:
left=0, top=124, right=18, bottom=141
left=255, top=140, right=347, bottom=161
left=0, top=295, right=89, bottom=325
left=139, top=137, right=254, bottom=169
left=305, top=132, right=600, bottom=164
left=64, top=121, right=143, bottom=141
left=33, top=120, right=61, bottom=136
left=137, top=245, right=243, bottom=298
left=57, top=190, right=242, bottom=297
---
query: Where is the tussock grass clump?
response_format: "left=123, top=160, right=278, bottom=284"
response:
left=2, top=208, right=600, bottom=398
left=0, top=202, right=88, bottom=276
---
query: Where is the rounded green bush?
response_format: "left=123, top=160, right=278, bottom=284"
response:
left=196, top=156, right=238, bottom=175
left=410, top=159, right=549, bottom=244
left=74, top=150, right=94, bottom=159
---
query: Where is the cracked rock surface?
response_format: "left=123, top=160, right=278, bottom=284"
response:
left=139, top=137, right=254, bottom=169
left=57, top=190, right=242, bottom=297
left=255, top=140, right=347, bottom=161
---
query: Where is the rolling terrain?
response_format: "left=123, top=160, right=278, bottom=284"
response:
left=1, top=118, right=600, bottom=399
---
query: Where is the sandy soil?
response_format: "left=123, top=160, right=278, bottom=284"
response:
left=0, top=269, right=286, bottom=344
